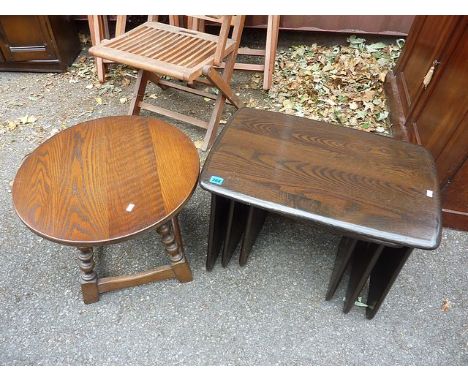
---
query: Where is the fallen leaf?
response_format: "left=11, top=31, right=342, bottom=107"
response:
left=19, top=115, right=37, bottom=124
left=194, top=140, right=203, bottom=149
left=377, top=111, right=389, bottom=121
left=282, top=99, right=294, bottom=110
left=119, top=97, right=127, bottom=104
left=354, top=297, right=368, bottom=308
left=349, top=102, right=359, bottom=110
left=95, top=97, right=103, bottom=105
left=6, top=121, right=18, bottom=130
left=441, top=299, right=451, bottom=312
left=148, top=93, right=157, bottom=99
left=85, top=84, right=93, bottom=89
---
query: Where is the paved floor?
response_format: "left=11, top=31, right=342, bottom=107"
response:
left=0, top=39, right=467, bottom=365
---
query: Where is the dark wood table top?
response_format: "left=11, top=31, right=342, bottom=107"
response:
left=13, top=116, right=199, bottom=246
left=200, top=108, right=441, bottom=249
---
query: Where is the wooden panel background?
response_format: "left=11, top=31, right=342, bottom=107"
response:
left=245, top=15, right=414, bottom=35
left=74, top=15, right=414, bottom=36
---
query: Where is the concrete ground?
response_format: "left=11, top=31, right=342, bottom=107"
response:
left=0, top=31, right=467, bottom=366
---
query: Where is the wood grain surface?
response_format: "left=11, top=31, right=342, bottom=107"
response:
left=13, top=116, right=199, bottom=246
left=200, top=108, right=441, bottom=249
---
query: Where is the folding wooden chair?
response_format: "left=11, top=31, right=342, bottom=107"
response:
left=89, top=15, right=245, bottom=150
left=218, top=16, right=280, bottom=90
left=87, top=15, right=127, bottom=82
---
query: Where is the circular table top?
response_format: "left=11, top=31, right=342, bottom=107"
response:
left=12, top=116, right=200, bottom=246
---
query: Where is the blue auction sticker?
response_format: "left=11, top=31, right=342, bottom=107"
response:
left=209, top=176, right=224, bottom=185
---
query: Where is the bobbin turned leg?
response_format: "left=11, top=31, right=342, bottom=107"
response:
left=157, top=222, right=193, bottom=283
left=77, top=247, right=99, bottom=304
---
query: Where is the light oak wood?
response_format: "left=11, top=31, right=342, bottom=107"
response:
left=88, top=15, right=129, bottom=82
left=204, top=16, right=280, bottom=90
left=13, top=116, right=199, bottom=303
left=89, top=15, right=246, bottom=150
left=203, top=65, right=243, bottom=108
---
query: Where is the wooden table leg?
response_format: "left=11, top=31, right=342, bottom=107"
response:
left=343, top=242, right=384, bottom=313
left=78, top=247, right=99, bottom=304
left=222, top=200, right=249, bottom=267
left=172, top=215, right=184, bottom=254
left=206, top=194, right=230, bottom=271
left=325, top=236, right=358, bottom=300
left=366, top=246, right=412, bottom=319
left=157, top=222, right=192, bottom=283
left=239, top=206, right=267, bottom=266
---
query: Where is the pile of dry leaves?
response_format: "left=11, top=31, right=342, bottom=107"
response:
left=267, top=35, right=405, bottom=134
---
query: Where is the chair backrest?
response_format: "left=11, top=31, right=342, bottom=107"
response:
left=186, top=16, right=244, bottom=65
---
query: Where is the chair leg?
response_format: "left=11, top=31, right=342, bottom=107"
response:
left=263, top=15, right=280, bottom=90
left=128, top=70, right=149, bottom=115
left=203, top=66, right=243, bottom=109
left=90, top=15, right=108, bottom=84
left=201, top=51, right=239, bottom=151
left=96, top=58, right=106, bottom=83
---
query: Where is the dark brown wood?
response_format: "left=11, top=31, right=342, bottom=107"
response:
left=343, top=243, right=383, bottom=313
left=0, top=16, right=80, bottom=72
left=383, top=71, right=409, bottom=141
left=157, top=222, right=193, bottom=282
left=200, top=108, right=442, bottom=250
left=366, top=246, right=412, bottom=319
left=98, top=265, right=175, bottom=294
left=171, top=215, right=184, bottom=254
left=325, top=237, right=358, bottom=301
left=78, top=247, right=99, bottom=304
left=385, top=16, right=468, bottom=230
left=200, top=108, right=442, bottom=318
left=245, top=15, right=414, bottom=35
left=12, top=116, right=199, bottom=303
left=239, top=206, right=267, bottom=266
left=222, top=201, right=249, bottom=267
left=394, top=16, right=459, bottom=121
left=206, top=194, right=230, bottom=271
left=76, top=15, right=414, bottom=36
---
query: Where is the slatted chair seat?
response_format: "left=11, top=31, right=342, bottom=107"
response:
left=89, top=22, right=237, bottom=82
left=89, top=16, right=245, bottom=150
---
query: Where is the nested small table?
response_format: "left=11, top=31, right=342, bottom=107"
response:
left=12, top=116, right=199, bottom=304
left=200, top=108, right=441, bottom=319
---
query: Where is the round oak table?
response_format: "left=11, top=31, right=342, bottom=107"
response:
left=12, top=116, right=200, bottom=303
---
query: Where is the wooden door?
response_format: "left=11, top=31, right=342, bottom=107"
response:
left=0, top=16, right=57, bottom=62
left=394, top=16, right=461, bottom=132
left=386, top=16, right=468, bottom=230
left=409, top=25, right=468, bottom=167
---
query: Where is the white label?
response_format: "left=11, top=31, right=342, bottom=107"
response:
left=426, top=190, right=433, bottom=198
left=126, top=203, right=135, bottom=212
